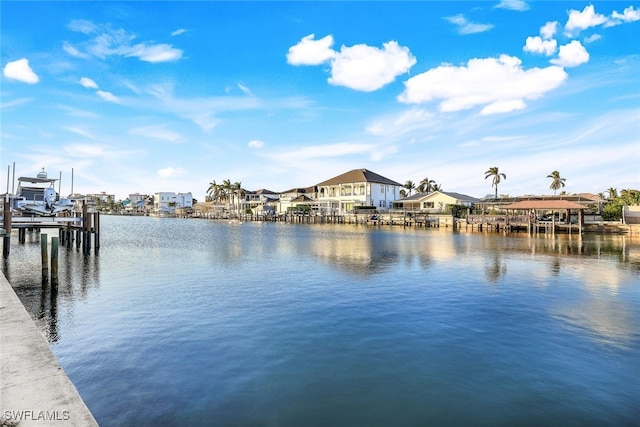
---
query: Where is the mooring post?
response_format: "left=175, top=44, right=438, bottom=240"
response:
left=94, top=212, right=100, bottom=251
left=51, top=236, right=59, bottom=290
left=41, top=233, right=49, bottom=287
left=3, top=198, right=11, bottom=258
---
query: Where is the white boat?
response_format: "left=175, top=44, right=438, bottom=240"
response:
left=12, top=169, right=74, bottom=216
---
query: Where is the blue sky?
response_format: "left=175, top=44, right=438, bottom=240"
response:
left=2, top=1, right=639, bottom=201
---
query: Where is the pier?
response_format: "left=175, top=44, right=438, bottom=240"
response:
left=2, top=200, right=101, bottom=259
left=0, top=271, right=98, bottom=426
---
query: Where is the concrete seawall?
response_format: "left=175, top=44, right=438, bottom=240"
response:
left=0, top=273, right=98, bottom=426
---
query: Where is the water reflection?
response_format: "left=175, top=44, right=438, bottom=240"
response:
left=2, top=233, right=101, bottom=343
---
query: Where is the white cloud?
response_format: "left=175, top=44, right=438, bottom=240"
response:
left=540, top=21, right=558, bottom=39
left=79, top=77, right=99, bottom=89
left=328, top=41, right=416, bottom=92
left=129, top=125, right=183, bottom=142
left=287, top=35, right=415, bottom=92
left=3, top=58, right=39, bottom=84
left=551, top=40, right=589, bottom=68
left=444, top=14, right=495, bottom=35
left=523, top=36, right=557, bottom=56
left=495, top=0, right=529, bottom=12
left=96, top=90, right=120, bottom=102
left=398, top=55, right=567, bottom=115
left=609, top=6, right=640, bottom=25
left=248, top=140, right=265, bottom=149
left=66, top=19, right=183, bottom=63
left=157, top=166, right=185, bottom=178
left=565, top=5, right=607, bottom=36
left=171, top=28, right=187, bottom=36
left=286, top=34, right=335, bottom=65
left=126, top=43, right=183, bottom=63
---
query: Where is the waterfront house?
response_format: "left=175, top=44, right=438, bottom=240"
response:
left=154, top=191, right=193, bottom=215
left=244, top=189, right=279, bottom=212
left=393, top=191, right=480, bottom=213
left=315, top=168, right=403, bottom=214
left=278, top=187, right=316, bottom=213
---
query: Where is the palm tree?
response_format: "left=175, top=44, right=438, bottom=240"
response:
left=221, top=179, right=232, bottom=203
left=232, top=181, right=245, bottom=214
left=547, top=170, right=566, bottom=195
left=207, top=180, right=221, bottom=202
left=432, top=183, right=442, bottom=192
left=417, top=177, right=436, bottom=194
left=484, top=167, right=506, bottom=199
left=606, top=187, right=618, bottom=200
left=403, top=180, right=416, bottom=197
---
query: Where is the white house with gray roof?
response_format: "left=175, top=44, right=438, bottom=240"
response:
left=393, top=190, right=480, bottom=213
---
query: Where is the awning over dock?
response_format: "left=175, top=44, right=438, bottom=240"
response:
left=501, top=200, right=587, bottom=210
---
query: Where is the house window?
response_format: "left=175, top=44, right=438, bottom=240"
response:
left=424, top=202, right=434, bottom=208
left=380, top=185, right=385, bottom=194
left=379, top=200, right=385, bottom=208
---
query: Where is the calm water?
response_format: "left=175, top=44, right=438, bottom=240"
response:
left=3, top=216, right=640, bottom=426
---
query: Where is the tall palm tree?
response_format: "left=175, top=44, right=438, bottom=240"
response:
left=606, top=187, right=618, bottom=200
left=547, top=170, right=566, bottom=195
left=207, top=180, right=221, bottom=202
left=232, top=181, right=245, bottom=214
left=484, top=167, right=506, bottom=199
left=403, top=180, right=416, bottom=197
left=417, top=177, right=436, bottom=194
left=221, top=179, right=232, bottom=203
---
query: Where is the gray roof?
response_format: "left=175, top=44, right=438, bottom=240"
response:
left=396, top=190, right=480, bottom=203
left=316, top=169, right=402, bottom=187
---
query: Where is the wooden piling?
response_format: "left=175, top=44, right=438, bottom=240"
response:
left=94, top=212, right=100, bottom=251
left=51, top=237, right=59, bottom=290
left=3, top=199, right=11, bottom=258
left=41, top=233, right=49, bottom=286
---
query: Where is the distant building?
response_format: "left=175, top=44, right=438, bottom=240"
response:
left=154, top=192, right=193, bottom=215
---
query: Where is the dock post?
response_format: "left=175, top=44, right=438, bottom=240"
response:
left=94, top=212, right=100, bottom=251
left=51, top=236, right=59, bottom=290
left=41, top=233, right=49, bottom=287
left=3, top=199, right=11, bottom=258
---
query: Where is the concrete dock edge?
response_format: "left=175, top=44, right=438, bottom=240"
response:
left=0, top=272, right=98, bottom=426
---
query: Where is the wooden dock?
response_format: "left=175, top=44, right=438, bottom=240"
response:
left=1, top=200, right=101, bottom=258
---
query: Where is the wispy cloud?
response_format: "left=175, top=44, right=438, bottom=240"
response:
left=171, top=28, right=187, bottom=37
left=3, top=58, right=39, bottom=84
left=97, top=90, right=120, bottom=103
left=129, top=125, right=184, bottom=142
left=65, top=19, right=183, bottom=63
left=1, top=97, right=33, bottom=110
left=157, top=166, right=185, bottom=178
left=63, top=126, right=95, bottom=139
left=79, top=77, right=99, bottom=89
left=248, top=140, right=265, bottom=149
left=495, top=0, right=529, bottom=12
left=444, top=14, right=494, bottom=35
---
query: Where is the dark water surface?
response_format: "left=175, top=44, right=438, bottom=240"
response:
left=4, top=216, right=639, bottom=426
